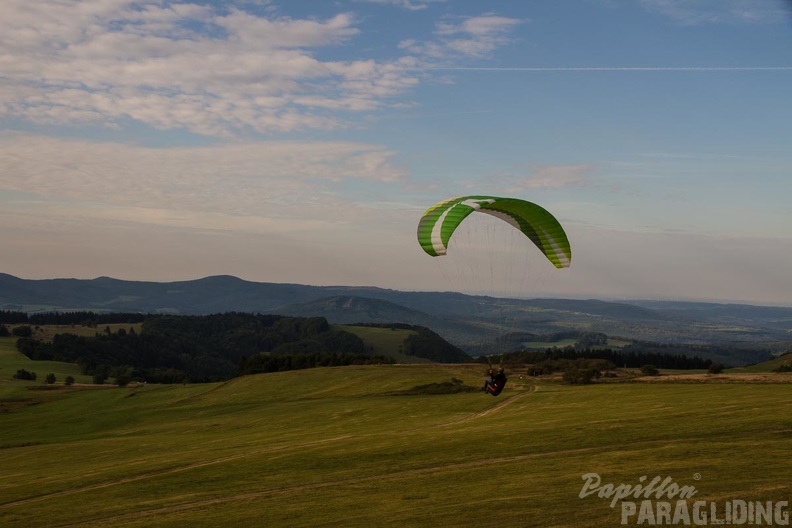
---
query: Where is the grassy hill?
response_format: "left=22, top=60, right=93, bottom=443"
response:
left=0, top=336, right=92, bottom=385
left=729, top=352, right=792, bottom=373
left=338, top=325, right=430, bottom=363
left=1, top=365, right=791, bottom=527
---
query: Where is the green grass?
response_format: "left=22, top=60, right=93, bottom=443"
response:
left=521, top=338, right=578, bottom=349
left=1, top=365, right=791, bottom=527
left=520, top=338, right=630, bottom=350
left=338, top=325, right=429, bottom=363
left=731, top=353, right=792, bottom=373
left=0, top=324, right=143, bottom=386
left=0, top=337, right=92, bottom=385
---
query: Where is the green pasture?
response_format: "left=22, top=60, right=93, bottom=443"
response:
left=1, top=365, right=791, bottom=527
left=521, top=338, right=578, bottom=349
left=732, top=353, right=792, bottom=373
left=520, top=337, right=630, bottom=350
left=338, top=325, right=429, bottom=363
left=0, top=324, right=141, bottom=386
left=0, top=337, right=92, bottom=386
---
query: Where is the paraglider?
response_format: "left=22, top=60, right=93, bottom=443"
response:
left=416, top=195, right=571, bottom=268
left=482, top=367, right=508, bottom=396
left=417, top=195, right=571, bottom=396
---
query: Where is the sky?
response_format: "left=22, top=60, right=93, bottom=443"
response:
left=1, top=0, right=792, bottom=306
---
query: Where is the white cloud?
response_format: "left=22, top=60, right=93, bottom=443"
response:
left=0, top=2, right=524, bottom=136
left=0, top=134, right=408, bottom=230
left=0, top=1, right=421, bottom=136
left=399, top=14, right=523, bottom=60
left=484, top=164, right=596, bottom=192
left=521, top=164, right=596, bottom=188
left=354, top=0, right=446, bottom=11
left=638, top=0, right=790, bottom=25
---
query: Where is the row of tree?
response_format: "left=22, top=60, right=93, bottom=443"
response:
left=16, top=313, right=374, bottom=384
left=488, top=346, right=714, bottom=370
left=239, top=351, right=394, bottom=375
left=0, top=310, right=147, bottom=326
left=12, top=369, right=75, bottom=385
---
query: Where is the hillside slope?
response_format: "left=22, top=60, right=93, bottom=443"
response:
left=0, top=366, right=790, bottom=527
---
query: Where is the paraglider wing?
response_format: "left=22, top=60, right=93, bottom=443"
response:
left=416, top=195, right=571, bottom=268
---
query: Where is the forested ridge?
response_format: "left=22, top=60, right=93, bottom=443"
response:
left=12, top=312, right=391, bottom=384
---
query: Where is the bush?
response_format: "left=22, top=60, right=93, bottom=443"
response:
left=773, top=364, right=792, bottom=373
left=562, top=367, right=599, bottom=385
left=708, top=363, right=725, bottom=374
left=12, top=325, right=33, bottom=337
left=0, top=325, right=9, bottom=337
left=65, top=376, right=75, bottom=386
left=92, top=374, right=106, bottom=384
left=641, top=364, right=659, bottom=376
left=13, top=369, right=37, bottom=381
left=45, top=373, right=56, bottom=384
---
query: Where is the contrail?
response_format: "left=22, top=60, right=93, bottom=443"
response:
left=431, top=66, right=792, bottom=72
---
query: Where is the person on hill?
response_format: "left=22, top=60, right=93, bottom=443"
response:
left=482, top=367, right=507, bottom=396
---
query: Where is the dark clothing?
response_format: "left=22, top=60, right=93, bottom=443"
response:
left=483, top=371, right=507, bottom=396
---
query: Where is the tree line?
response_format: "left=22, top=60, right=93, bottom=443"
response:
left=0, top=310, right=147, bottom=326
left=490, top=346, right=714, bottom=370
left=15, top=313, right=389, bottom=384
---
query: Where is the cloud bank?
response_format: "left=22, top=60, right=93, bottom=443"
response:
left=0, top=1, right=522, bottom=137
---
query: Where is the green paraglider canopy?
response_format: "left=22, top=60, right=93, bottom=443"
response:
left=416, top=195, right=571, bottom=268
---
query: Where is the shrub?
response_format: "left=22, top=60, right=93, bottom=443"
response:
left=13, top=369, right=37, bottom=381
left=64, top=376, right=75, bottom=386
left=641, top=364, right=659, bottom=376
left=45, top=373, right=56, bottom=384
left=562, top=367, right=599, bottom=385
left=708, top=363, right=725, bottom=374
left=12, top=325, right=33, bottom=337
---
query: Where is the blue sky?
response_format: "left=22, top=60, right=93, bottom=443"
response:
left=1, top=0, right=791, bottom=305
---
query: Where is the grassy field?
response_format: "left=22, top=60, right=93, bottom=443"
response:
left=1, top=363, right=791, bottom=527
left=520, top=337, right=631, bottom=350
left=0, top=337, right=93, bottom=386
left=0, top=324, right=143, bottom=386
left=730, top=353, right=792, bottom=373
left=337, top=325, right=429, bottom=363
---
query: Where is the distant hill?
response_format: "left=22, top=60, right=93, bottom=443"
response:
left=2, top=273, right=791, bottom=365
left=277, top=295, right=434, bottom=325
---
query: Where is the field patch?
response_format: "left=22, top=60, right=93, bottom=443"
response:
left=0, top=336, right=91, bottom=385
left=337, top=325, right=429, bottom=363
